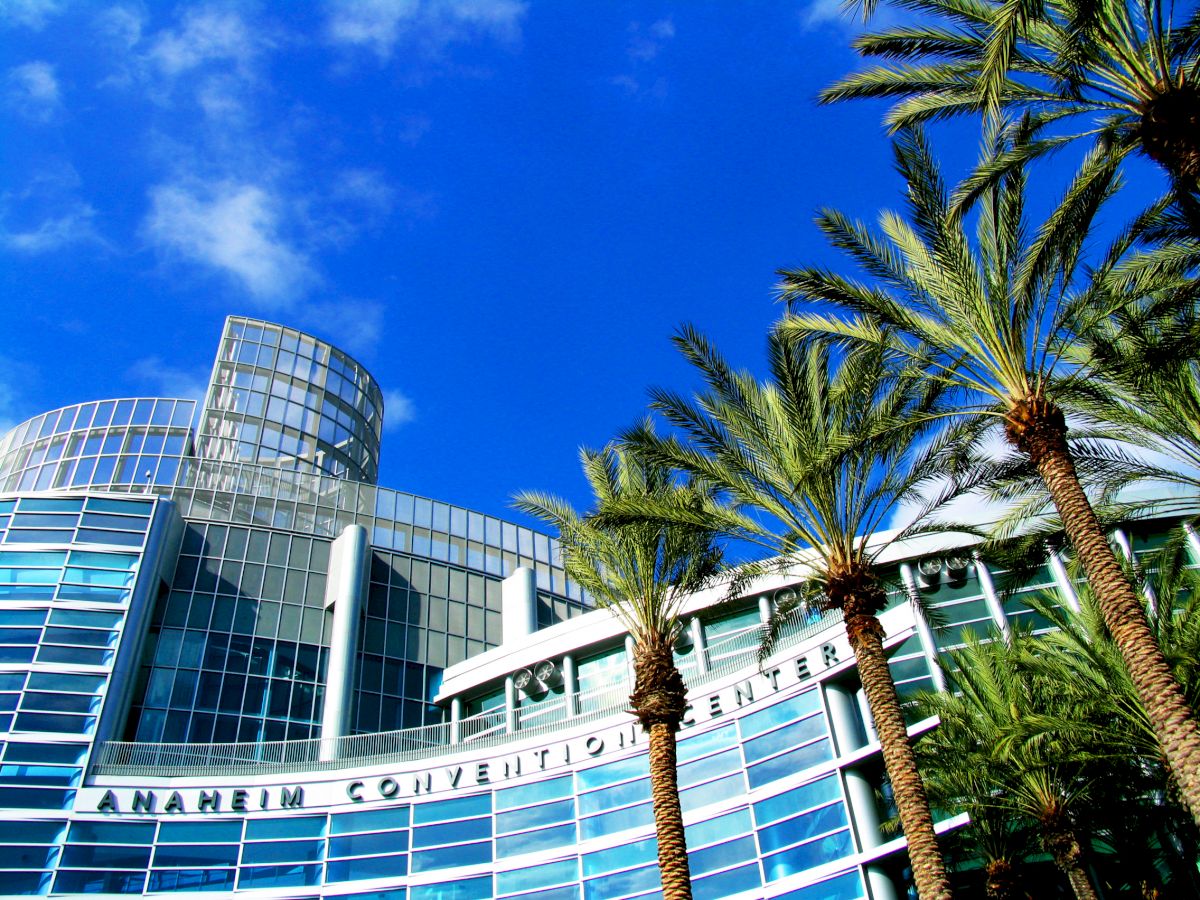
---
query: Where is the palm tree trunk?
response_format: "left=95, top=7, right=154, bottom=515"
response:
left=983, top=857, right=1020, bottom=900
left=1011, top=397, right=1200, bottom=825
left=631, top=635, right=693, bottom=900
left=847, top=604, right=954, bottom=900
left=647, top=720, right=692, bottom=900
left=1044, top=825, right=1100, bottom=900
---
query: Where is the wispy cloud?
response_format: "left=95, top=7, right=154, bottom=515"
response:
left=611, top=17, right=675, bottom=98
left=325, top=0, right=527, bottom=61
left=1, top=162, right=104, bottom=254
left=147, top=7, right=262, bottom=77
left=5, top=61, right=61, bottom=121
left=0, top=355, right=37, bottom=438
left=126, top=357, right=210, bottom=402
left=143, top=180, right=316, bottom=304
left=302, top=297, right=387, bottom=357
left=0, top=0, right=62, bottom=30
left=382, top=387, right=416, bottom=430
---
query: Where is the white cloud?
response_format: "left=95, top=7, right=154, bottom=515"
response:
left=1, top=203, right=100, bottom=253
left=5, top=61, right=61, bottom=121
left=611, top=18, right=675, bottom=98
left=382, top=388, right=416, bottom=430
left=144, top=180, right=315, bottom=304
left=301, top=297, right=387, bottom=356
left=627, top=17, right=674, bottom=61
left=126, top=357, right=210, bottom=402
left=0, top=0, right=62, bottom=29
left=326, top=0, right=526, bottom=61
left=148, top=7, right=260, bottom=76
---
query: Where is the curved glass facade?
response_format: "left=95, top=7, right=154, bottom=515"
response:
left=197, top=317, right=383, bottom=484
left=0, top=399, right=195, bottom=495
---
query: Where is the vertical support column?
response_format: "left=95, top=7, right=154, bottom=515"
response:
left=502, top=567, right=538, bottom=645
left=450, top=697, right=462, bottom=745
left=690, top=616, right=708, bottom=674
left=866, top=865, right=901, bottom=900
left=899, top=563, right=947, bottom=691
left=562, top=653, right=579, bottom=717
left=1111, top=527, right=1156, bottom=612
left=504, top=675, right=518, bottom=734
left=625, top=635, right=637, bottom=692
left=973, top=555, right=1011, bottom=641
left=321, top=524, right=369, bottom=758
left=826, top=681, right=867, bottom=755
left=844, top=768, right=883, bottom=852
left=758, top=594, right=772, bottom=625
left=1183, top=521, right=1200, bottom=561
left=1047, top=545, right=1082, bottom=612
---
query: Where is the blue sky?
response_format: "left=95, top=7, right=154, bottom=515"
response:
left=0, top=1, right=1166, bottom=531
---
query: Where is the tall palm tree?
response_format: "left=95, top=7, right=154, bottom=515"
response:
left=620, top=330, right=956, bottom=899
left=778, top=127, right=1200, bottom=823
left=822, top=0, right=1200, bottom=209
left=513, top=444, right=724, bottom=900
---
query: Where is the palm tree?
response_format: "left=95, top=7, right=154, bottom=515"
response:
left=913, top=631, right=1105, bottom=900
left=821, top=0, right=1200, bottom=210
left=620, top=330, right=955, bottom=899
left=513, top=444, right=724, bottom=900
left=778, top=127, right=1200, bottom=823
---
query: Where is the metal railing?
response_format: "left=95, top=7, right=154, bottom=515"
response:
left=91, top=608, right=841, bottom=778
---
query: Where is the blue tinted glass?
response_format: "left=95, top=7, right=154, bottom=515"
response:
left=411, top=816, right=490, bottom=847
left=410, top=841, right=491, bottom=872
left=75, top=528, right=144, bottom=546
left=85, top=498, right=154, bottom=515
left=681, top=773, right=745, bottom=812
left=754, top=775, right=841, bottom=825
left=577, top=753, right=649, bottom=791
left=34, top=646, right=111, bottom=666
left=495, top=774, right=573, bottom=810
left=240, top=839, right=324, bottom=864
left=412, top=792, right=490, bottom=824
left=578, top=776, right=649, bottom=815
left=80, top=513, right=149, bottom=532
left=158, top=820, right=244, bottom=843
left=496, top=857, right=577, bottom=893
left=746, top=738, right=833, bottom=789
left=68, top=551, right=138, bottom=570
left=7, top=529, right=74, bottom=543
left=0, top=786, right=73, bottom=809
left=18, top=499, right=83, bottom=513
left=678, top=748, right=740, bottom=787
left=0, top=844, right=57, bottom=869
left=0, top=764, right=79, bottom=786
left=0, top=551, right=66, bottom=567
left=0, top=673, right=23, bottom=690
left=147, top=868, right=235, bottom=892
left=329, top=831, right=403, bottom=858
left=776, top=869, right=865, bottom=900
left=152, top=844, right=240, bottom=867
left=26, top=672, right=106, bottom=693
left=582, top=836, right=656, bottom=877
left=410, top=875, right=490, bottom=900
left=686, top=807, right=753, bottom=848
left=68, top=820, right=156, bottom=844
left=505, top=887, right=579, bottom=900
left=496, top=821, right=576, bottom=857
left=763, top=830, right=854, bottom=882
left=0, top=585, right=55, bottom=600
left=0, top=819, right=65, bottom=843
left=0, top=647, right=35, bottom=664
left=56, top=584, right=127, bottom=602
left=758, top=803, right=848, bottom=854
left=695, top=865, right=760, bottom=900
left=327, top=889, right=407, bottom=900
left=743, top=715, right=827, bottom=764
left=244, top=815, right=325, bottom=840
left=62, top=568, right=135, bottom=587
left=583, top=864, right=658, bottom=900
left=0, top=567, right=59, bottom=584
left=740, top=689, right=822, bottom=738
left=496, top=797, right=574, bottom=833
left=579, top=801, right=653, bottom=840
left=3, top=742, right=86, bottom=764
left=237, top=863, right=321, bottom=889
left=677, top=722, right=736, bottom=763
left=326, top=853, right=409, bottom=882
left=60, top=844, right=152, bottom=868
left=0, top=871, right=52, bottom=893
left=53, top=870, right=145, bottom=894
left=331, top=806, right=409, bottom=834
left=688, top=834, right=756, bottom=876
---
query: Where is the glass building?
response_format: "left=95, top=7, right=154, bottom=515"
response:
left=0, top=315, right=1187, bottom=898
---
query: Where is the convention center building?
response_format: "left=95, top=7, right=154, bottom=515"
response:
left=0, top=316, right=1180, bottom=899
